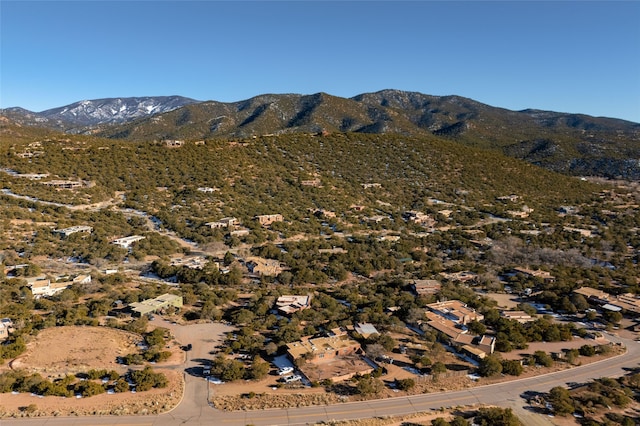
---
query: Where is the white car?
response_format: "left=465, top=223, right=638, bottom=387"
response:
left=277, top=367, right=294, bottom=376
left=207, top=376, right=223, bottom=384
left=283, top=374, right=302, bottom=383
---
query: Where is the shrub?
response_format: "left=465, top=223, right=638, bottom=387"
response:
left=478, top=355, right=502, bottom=377
left=121, top=353, right=145, bottom=365
left=579, top=345, right=596, bottom=357
left=144, top=350, right=172, bottom=363
left=114, top=378, right=130, bottom=393
left=74, top=381, right=106, bottom=397
left=129, top=366, right=168, bottom=391
left=501, top=359, right=523, bottom=376
left=395, top=378, right=416, bottom=391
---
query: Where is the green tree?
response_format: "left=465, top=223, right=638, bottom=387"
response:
left=548, top=386, right=574, bottom=415
left=129, top=366, right=168, bottom=391
left=533, top=351, right=553, bottom=367
left=474, top=407, right=522, bottom=426
left=468, top=320, right=487, bottom=335
left=450, top=416, right=469, bottom=426
left=395, top=378, right=415, bottom=391
left=501, top=359, right=523, bottom=376
left=356, top=376, right=384, bottom=396
left=431, top=362, right=447, bottom=375
left=114, top=378, right=130, bottom=393
left=478, top=355, right=503, bottom=377
left=249, top=358, right=270, bottom=380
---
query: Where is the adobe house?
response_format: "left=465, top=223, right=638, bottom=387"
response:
left=275, top=295, right=311, bottom=315
left=286, top=335, right=372, bottom=383
left=128, top=293, right=183, bottom=317
left=411, top=279, right=442, bottom=296
left=254, top=214, right=283, bottom=226
left=426, top=300, right=484, bottom=325
left=205, top=217, right=238, bottom=229
left=286, top=335, right=363, bottom=364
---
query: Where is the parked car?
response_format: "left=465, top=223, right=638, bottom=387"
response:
left=283, top=374, right=302, bottom=383
left=277, top=367, right=294, bottom=376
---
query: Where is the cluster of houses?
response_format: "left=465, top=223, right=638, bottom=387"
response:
left=203, top=215, right=284, bottom=237
left=574, top=287, right=640, bottom=315
left=403, top=211, right=436, bottom=229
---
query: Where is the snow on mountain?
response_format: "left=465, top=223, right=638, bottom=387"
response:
left=37, top=96, right=199, bottom=127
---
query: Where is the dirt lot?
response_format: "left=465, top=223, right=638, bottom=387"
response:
left=8, top=326, right=141, bottom=376
left=485, top=292, right=522, bottom=309
left=0, top=325, right=184, bottom=418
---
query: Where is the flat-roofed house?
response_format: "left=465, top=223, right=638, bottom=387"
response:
left=275, top=295, right=311, bottom=315
left=615, top=293, right=640, bottom=315
left=43, top=180, right=83, bottom=189
left=354, top=322, right=379, bottom=339
left=512, top=267, right=555, bottom=283
left=403, top=211, right=436, bottom=228
left=574, top=287, right=609, bottom=302
left=54, top=225, right=93, bottom=238
left=286, top=335, right=363, bottom=363
left=27, top=276, right=71, bottom=298
left=500, top=310, right=535, bottom=323
left=111, top=235, right=145, bottom=249
left=205, top=217, right=238, bottom=229
left=254, top=214, right=283, bottom=226
left=0, top=318, right=15, bottom=341
left=426, top=300, right=484, bottom=325
left=286, top=335, right=372, bottom=382
left=246, top=257, right=282, bottom=277
left=129, top=293, right=183, bottom=317
left=411, top=279, right=441, bottom=296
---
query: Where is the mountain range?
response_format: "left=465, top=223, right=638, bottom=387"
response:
left=2, top=90, right=640, bottom=179
left=1, top=96, right=198, bottom=131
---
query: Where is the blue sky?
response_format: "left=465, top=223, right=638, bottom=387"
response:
left=1, top=1, right=639, bottom=122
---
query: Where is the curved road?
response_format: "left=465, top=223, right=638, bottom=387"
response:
left=3, top=333, right=639, bottom=426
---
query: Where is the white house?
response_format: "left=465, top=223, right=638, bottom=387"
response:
left=111, top=235, right=145, bottom=248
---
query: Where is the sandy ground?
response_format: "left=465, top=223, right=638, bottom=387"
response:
left=485, top=292, right=522, bottom=309
left=0, top=325, right=184, bottom=418
left=499, top=336, right=611, bottom=360
left=0, top=370, right=183, bottom=418
left=7, top=326, right=141, bottom=377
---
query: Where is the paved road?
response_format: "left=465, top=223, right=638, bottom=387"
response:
left=3, top=333, right=638, bottom=426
